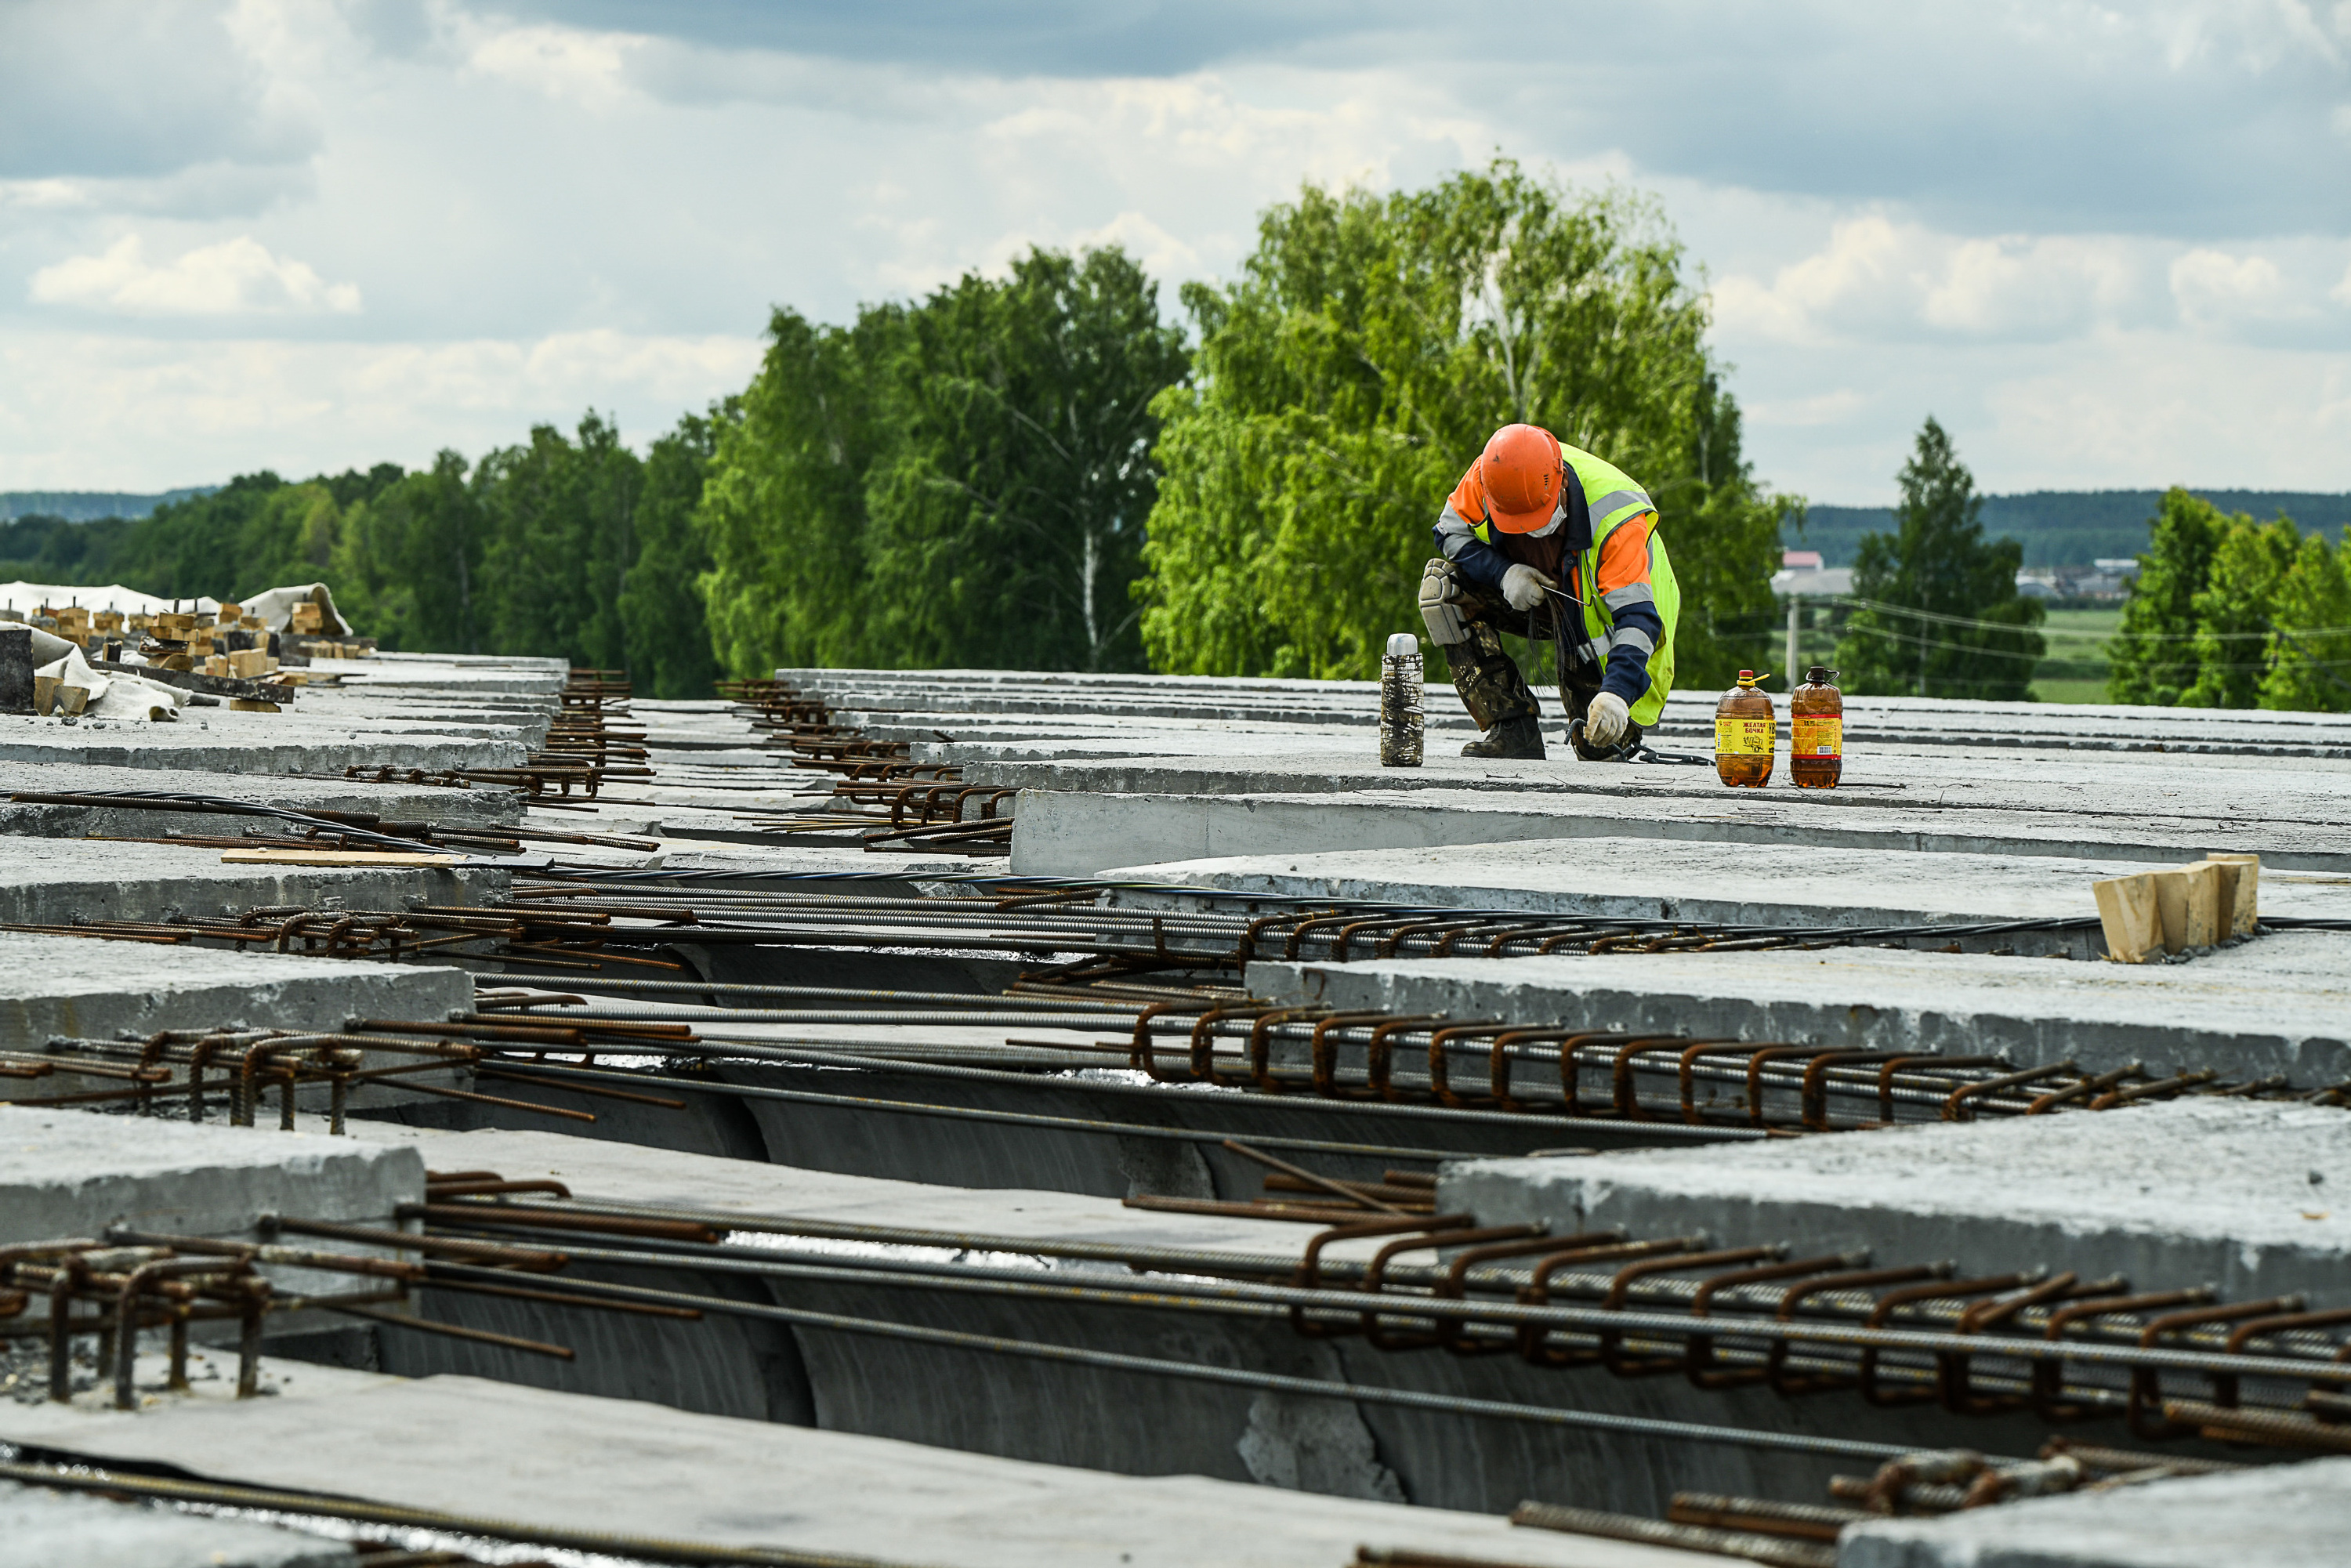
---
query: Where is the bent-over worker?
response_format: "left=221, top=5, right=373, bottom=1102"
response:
left=1418, top=422, right=1678, bottom=760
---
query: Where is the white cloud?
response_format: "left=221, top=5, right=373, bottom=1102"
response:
left=0, top=328, right=763, bottom=488
left=1711, top=218, right=2144, bottom=346
left=2170, top=247, right=2291, bottom=325
left=453, top=15, right=641, bottom=107
left=29, top=236, right=360, bottom=317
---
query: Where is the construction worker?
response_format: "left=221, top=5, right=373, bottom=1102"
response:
left=1418, top=423, right=1679, bottom=760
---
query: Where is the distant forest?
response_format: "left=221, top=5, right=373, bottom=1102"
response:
left=0, top=488, right=213, bottom=523
left=1799, top=490, right=2351, bottom=569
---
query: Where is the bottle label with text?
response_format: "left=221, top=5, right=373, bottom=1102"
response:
left=1791, top=715, right=1842, bottom=758
left=1715, top=717, right=1775, bottom=755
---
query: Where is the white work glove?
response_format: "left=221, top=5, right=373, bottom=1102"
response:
left=1501, top=564, right=1555, bottom=611
left=1585, top=691, right=1631, bottom=746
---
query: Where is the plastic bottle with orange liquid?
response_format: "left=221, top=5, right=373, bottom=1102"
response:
left=1714, top=670, right=1775, bottom=788
left=1791, top=664, right=1842, bottom=788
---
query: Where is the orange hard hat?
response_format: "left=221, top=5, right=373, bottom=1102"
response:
left=1476, top=423, right=1564, bottom=534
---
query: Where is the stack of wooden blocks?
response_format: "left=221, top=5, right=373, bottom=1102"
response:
left=201, top=602, right=281, bottom=683
left=2092, top=855, right=2259, bottom=963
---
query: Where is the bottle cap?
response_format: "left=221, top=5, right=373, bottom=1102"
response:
left=1386, top=632, right=1419, bottom=657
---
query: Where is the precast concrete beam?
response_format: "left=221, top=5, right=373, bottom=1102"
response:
left=1444, top=1097, right=2351, bottom=1309
left=0, top=1364, right=1715, bottom=1568
left=1838, top=1454, right=2351, bottom=1567
left=0, top=836, right=498, bottom=926
left=1006, top=784, right=2351, bottom=877
left=1, top=1103, right=423, bottom=1244
left=0, top=711, right=530, bottom=774
left=0, top=931, right=469, bottom=1056
left=320, top=1124, right=2161, bottom=1517
left=0, top=1480, right=357, bottom=1568
left=1252, top=932, right=2351, bottom=1084
left=0, top=758, right=526, bottom=831
left=1105, top=838, right=2351, bottom=933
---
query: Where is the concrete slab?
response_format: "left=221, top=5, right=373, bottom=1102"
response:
left=0, top=932, right=469, bottom=1053
left=0, top=709, right=528, bottom=774
left=1111, top=838, right=2351, bottom=931
left=1838, top=1454, right=2351, bottom=1567
left=1446, top=1098, right=2351, bottom=1308
left=0, top=836, right=497, bottom=926
left=0, top=1480, right=356, bottom=1568
left=1007, top=780, right=2351, bottom=878
left=0, top=1366, right=1708, bottom=1566
left=1254, top=930, right=2351, bottom=1083
left=0, top=1103, right=422, bottom=1244
left=0, top=759, right=524, bottom=831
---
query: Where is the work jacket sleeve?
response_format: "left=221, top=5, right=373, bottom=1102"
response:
left=1595, top=513, right=1665, bottom=704
left=1433, top=472, right=1512, bottom=591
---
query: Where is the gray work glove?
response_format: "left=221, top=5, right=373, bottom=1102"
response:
left=1584, top=690, right=1631, bottom=746
left=1501, top=564, right=1556, bottom=611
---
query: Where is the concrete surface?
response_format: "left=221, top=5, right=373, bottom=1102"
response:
left=0, top=1365, right=1709, bottom=1568
left=1255, top=929, right=2351, bottom=1082
left=1012, top=784, right=2351, bottom=877
left=0, top=757, right=524, bottom=831
left=0, top=930, right=469, bottom=1052
left=1110, top=838, right=2351, bottom=930
left=0, top=1103, right=422, bottom=1244
left=0, top=1479, right=356, bottom=1568
left=0, top=708, right=529, bottom=773
left=1446, top=1098, right=2351, bottom=1307
left=1837, top=1455, right=2351, bottom=1567
left=0, top=835, right=498, bottom=926
left=784, top=668, right=2351, bottom=758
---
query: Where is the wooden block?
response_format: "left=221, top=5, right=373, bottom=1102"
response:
left=230, top=698, right=283, bottom=713
left=2092, top=873, right=2161, bottom=963
left=216, top=603, right=241, bottom=625
left=31, top=675, right=58, bottom=716
left=154, top=613, right=198, bottom=639
left=2151, top=861, right=2222, bottom=954
left=2205, top=854, right=2260, bottom=936
left=227, top=647, right=270, bottom=679
left=54, top=684, right=88, bottom=716
left=93, top=612, right=123, bottom=632
left=222, top=847, right=455, bottom=867
left=205, top=654, right=232, bottom=677
left=291, top=602, right=324, bottom=632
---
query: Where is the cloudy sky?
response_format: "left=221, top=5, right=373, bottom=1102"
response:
left=2, top=0, right=2347, bottom=502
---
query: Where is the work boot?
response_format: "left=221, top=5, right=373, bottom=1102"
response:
left=1461, top=715, right=1545, bottom=760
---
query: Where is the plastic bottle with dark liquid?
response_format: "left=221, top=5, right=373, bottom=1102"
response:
left=1791, top=664, right=1843, bottom=789
left=1714, top=669, right=1775, bottom=788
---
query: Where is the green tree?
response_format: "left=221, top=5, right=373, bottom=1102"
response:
left=621, top=408, right=726, bottom=697
left=328, top=451, right=487, bottom=653
left=2261, top=528, right=2351, bottom=712
left=1137, top=160, right=1789, bottom=683
left=2107, top=489, right=2230, bottom=704
left=1835, top=417, right=2044, bottom=699
left=2181, top=516, right=2302, bottom=709
left=864, top=247, right=1186, bottom=671
left=476, top=413, right=643, bottom=668
left=699, top=306, right=907, bottom=677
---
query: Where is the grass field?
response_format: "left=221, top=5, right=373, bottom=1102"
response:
left=2031, top=607, right=2123, bottom=704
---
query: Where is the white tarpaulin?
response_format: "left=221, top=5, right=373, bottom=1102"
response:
left=34, top=645, right=184, bottom=721
left=0, top=581, right=221, bottom=617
